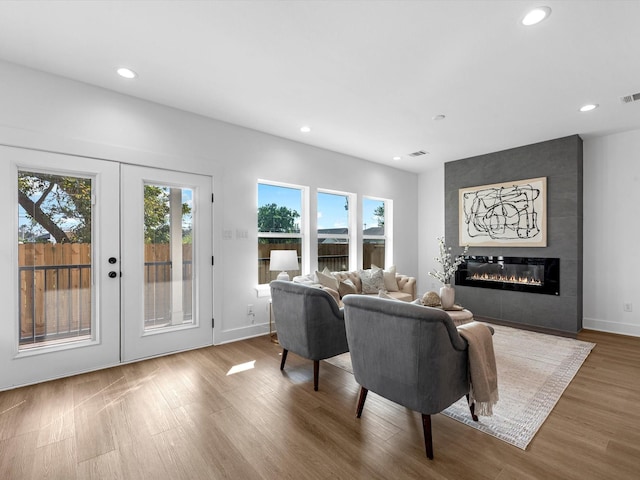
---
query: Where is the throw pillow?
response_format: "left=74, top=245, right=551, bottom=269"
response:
left=292, top=273, right=316, bottom=285
left=338, top=279, right=357, bottom=298
left=320, top=286, right=342, bottom=307
left=359, top=268, right=385, bottom=294
left=316, top=269, right=339, bottom=291
left=371, top=264, right=400, bottom=292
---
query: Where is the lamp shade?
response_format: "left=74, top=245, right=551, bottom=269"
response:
left=269, top=250, right=299, bottom=281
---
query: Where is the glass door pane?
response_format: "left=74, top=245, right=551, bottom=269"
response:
left=143, top=185, right=194, bottom=331
left=18, top=171, right=93, bottom=349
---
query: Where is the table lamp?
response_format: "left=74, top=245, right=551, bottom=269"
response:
left=269, top=250, right=299, bottom=281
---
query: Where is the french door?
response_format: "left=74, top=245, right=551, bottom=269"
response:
left=120, top=165, right=213, bottom=362
left=0, top=146, right=213, bottom=390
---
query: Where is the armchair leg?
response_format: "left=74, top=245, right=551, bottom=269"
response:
left=280, top=349, right=288, bottom=371
left=421, top=414, right=434, bottom=460
left=356, top=387, right=368, bottom=418
left=466, top=394, right=479, bottom=422
left=313, top=360, right=319, bottom=391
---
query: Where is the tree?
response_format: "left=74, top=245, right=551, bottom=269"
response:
left=18, top=172, right=191, bottom=244
left=143, top=185, right=192, bottom=244
left=373, top=204, right=385, bottom=227
left=258, top=203, right=300, bottom=233
left=18, top=172, right=91, bottom=243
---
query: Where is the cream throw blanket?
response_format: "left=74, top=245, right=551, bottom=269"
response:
left=457, top=322, right=499, bottom=416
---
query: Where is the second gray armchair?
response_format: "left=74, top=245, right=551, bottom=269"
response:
left=270, top=280, right=349, bottom=391
left=342, top=294, right=489, bottom=459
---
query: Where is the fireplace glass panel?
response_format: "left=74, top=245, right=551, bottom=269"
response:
left=455, top=256, right=559, bottom=295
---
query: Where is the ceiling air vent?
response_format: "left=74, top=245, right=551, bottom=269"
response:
left=408, top=150, right=429, bottom=157
left=620, top=92, right=640, bottom=104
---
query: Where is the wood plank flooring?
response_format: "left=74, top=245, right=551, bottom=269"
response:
left=1, top=329, right=639, bottom=479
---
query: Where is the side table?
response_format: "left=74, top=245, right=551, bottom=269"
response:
left=269, top=299, right=279, bottom=343
left=445, top=309, right=474, bottom=327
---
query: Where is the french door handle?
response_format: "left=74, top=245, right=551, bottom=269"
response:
left=108, top=271, right=118, bottom=278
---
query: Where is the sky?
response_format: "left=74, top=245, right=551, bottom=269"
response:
left=258, top=183, right=383, bottom=231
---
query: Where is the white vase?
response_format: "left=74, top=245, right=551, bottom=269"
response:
left=440, top=284, right=455, bottom=310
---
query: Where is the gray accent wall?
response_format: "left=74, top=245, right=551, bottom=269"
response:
left=445, top=135, right=583, bottom=334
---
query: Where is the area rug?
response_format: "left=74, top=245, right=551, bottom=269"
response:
left=324, top=323, right=595, bottom=450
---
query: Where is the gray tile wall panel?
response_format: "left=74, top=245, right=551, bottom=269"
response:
left=444, top=135, right=583, bottom=334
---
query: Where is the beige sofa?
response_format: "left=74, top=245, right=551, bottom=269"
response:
left=293, top=266, right=417, bottom=304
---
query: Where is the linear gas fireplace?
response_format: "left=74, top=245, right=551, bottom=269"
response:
left=455, top=256, right=560, bottom=295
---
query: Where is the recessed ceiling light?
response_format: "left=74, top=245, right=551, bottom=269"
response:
left=522, top=6, right=551, bottom=26
left=392, top=156, right=401, bottom=161
left=300, top=126, right=311, bottom=133
left=579, top=104, right=599, bottom=112
left=117, top=67, right=137, bottom=79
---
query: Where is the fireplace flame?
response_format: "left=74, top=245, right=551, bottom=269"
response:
left=470, top=272, right=542, bottom=286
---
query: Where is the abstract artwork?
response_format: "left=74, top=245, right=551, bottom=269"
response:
left=459, top=177, right=547, bottom=247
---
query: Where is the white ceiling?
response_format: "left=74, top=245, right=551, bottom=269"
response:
left=1, top=0, right=639, bottom=173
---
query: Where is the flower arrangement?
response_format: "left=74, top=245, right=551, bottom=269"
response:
left=428, top=237, right=469, bottom=285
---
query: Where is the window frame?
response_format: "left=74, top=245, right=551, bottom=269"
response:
left=257, top=180, right=307, bottom=285
left=316, top=189, right=356, bottom=272
left=362, top=196, right=391, bottom=269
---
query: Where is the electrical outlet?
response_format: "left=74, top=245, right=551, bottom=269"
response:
left=623, top=302, right=633, bottom=312
left=247, top=304, right=254, bottom=315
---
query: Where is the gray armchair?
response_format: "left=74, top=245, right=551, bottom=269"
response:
left=270, top=280, right=349, bottom=391
left=342, top=295, right=488, bottom=459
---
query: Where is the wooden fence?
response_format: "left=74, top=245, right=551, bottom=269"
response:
left=257, top=242, right=385, bottom=284
left=18, top=243, right=192, bottom=345
left=19, top=240, right=383, bottom=343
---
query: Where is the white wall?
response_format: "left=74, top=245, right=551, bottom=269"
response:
left=6, top=59, right=635, bottom=341
left=583, top=129, right=640, bottom=337
left=0, top=60, right=419, bottom=345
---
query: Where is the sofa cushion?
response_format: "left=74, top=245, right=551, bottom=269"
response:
left=316, top=268, right=339, bottom=291
left=372, top=264, right=399, bottom=292
left=296, top=269, right=415, bottom=300
left=378, top=290, right=414, bottom=302
left=333, top=270, right=362, bottom=293
left=320, top=286, right=342, bottom=307
left=338, top=279, right=358, bottom=298
left=359, top=268, right=385, bottom=294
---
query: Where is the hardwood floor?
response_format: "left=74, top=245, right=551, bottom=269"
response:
left=1, top=329, right=639, bottom=479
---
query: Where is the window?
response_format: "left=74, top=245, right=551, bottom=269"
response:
left=317, top=190, right=352, bottom=272
left=257, top=182, right=303, bottom=284
left=143, top=184, right=194, bottom=330
left=362, top=197, right=387, bottom=269
left=18, top=171, right=94, bottom=349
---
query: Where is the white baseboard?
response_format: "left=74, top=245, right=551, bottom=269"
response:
left=583, top=317, right=640, bottom=337
left=215, top=322, right=270, bottom=345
